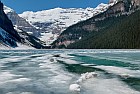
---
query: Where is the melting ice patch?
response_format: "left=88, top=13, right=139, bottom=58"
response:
left=6, top=92, right=34, bottom=94
left=0, top=71, right=30, bottom=85
left=57, top=58, right=79, bottom=64
left=38, top=55, right=75, bottom=84
left=69, top=84, right=81, bottom=92
left=94, top=65, right=140, bottom=78
left=74, top=49, right=140, bottom=54
left=76, top=72, right=98, bottom=83
left=82, top=78, right=140, bottom=94
left=0, top=50, right=140, bottom=94
left=7, top=78, right=31, bottom=83
left=69, top=72, right=98, bottom=93
left=0, top=56, right=21, bottom=63
left=39, top=62, right=74, bottom=84
left=59, top=53, right=75, bottom=58
left=0, top=72, right=22, bottom=82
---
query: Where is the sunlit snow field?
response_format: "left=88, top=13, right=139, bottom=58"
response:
left=0, top=49, right=140, bottom=94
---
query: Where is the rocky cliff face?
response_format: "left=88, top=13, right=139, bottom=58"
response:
left=0, top=1, right=21, bottom=47
left=0, top=1, right=47, bottom=49
left=15, top=28, right=47, bottom=49
left=109, top=0, right=118, bottom=4
left=0, top=2, right=21, bottom=42
left=109, top=0, right=140, bottom=9
left=4, top=6, right=41, bottom=37
left=132, top=0, right=140, bottom=8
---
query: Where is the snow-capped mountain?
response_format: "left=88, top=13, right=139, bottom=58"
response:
left=52, top=0, right=140, bottom=48
left=3, top=2, right=110, bottom=46
left=20, top=7, right=95, bottom=29
left=19, top=8, right=94, bottom=45
left=0, top=1, right=21, bottom=48
left=4, top=6, right=41, bottom=37
left=19, top=3, right=109, bottom=28
left=3, top=5, right=13, bottom=14
left=19, top=3, right=109, bottom=45
left=109, top=0, right=118, bottom=4
left=0, top=3, right=47, bottom=49
left=92, top=3, right=111, bottom=16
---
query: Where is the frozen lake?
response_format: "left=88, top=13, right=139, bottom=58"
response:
left=0, top=49, right=140, bottom=94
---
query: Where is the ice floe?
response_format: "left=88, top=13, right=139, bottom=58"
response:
left=69, top=84, right=81, bottom=92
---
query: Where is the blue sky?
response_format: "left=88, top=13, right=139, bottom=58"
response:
left=1, top=0, right=108, bottom=13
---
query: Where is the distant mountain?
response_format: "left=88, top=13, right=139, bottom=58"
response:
left=19, top=3, right=109, bottom=45
left=52, top=0, right=140, bottom=48
left=4, top=6, right=40, bottom=37
left=15, top=28, right=47, bottom=49
left=0, top=1, right=47, bottom=49
left=2, top=0, right=139, bottom=49
left=109, top=0, right=118, bottom=4
left=0, top=1, right=21, bottom=48
left=68, top=10, right=140, bottom=49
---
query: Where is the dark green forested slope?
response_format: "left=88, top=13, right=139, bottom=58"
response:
left=52, top=12, right=127, bottom=48
left=67, top=10, right=140, bottom=49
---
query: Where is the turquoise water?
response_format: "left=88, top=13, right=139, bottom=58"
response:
left=0, top=50, right=140, bottom=94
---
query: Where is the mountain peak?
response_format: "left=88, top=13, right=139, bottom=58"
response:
left=3, top=6, right=14, bottom=14
left=109, top=0, right=118, bottom=4
left=19, top=7, right=95, bottom=25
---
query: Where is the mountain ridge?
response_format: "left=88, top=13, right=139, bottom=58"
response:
left=52, top=0, right=140, bottom=48
left=0, top=1, right=47, bottom=49
left=4, top=6, right=41, bottom=37
left=67, top=9, right=140, bottom=49
left=0, top=1, right=21, bottom=47
left=19, top=3, right=110, bottom=45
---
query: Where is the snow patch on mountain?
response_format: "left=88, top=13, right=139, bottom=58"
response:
left=4, top=6, right=41, bottom=37
left=39, top=32, right=58, bottom=46
left=92, top=3, right=109, bottom=16
left=0, top=43, right=34, bottom=50
left=19, top=7, right=94, bottom=27
left=19, top=4, right=110, bottom=26
left=109, top=0, right=118, bottom=4
left=3, top=6, right=14, bottom=14
left=19, top=4, right=109, bottom=29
